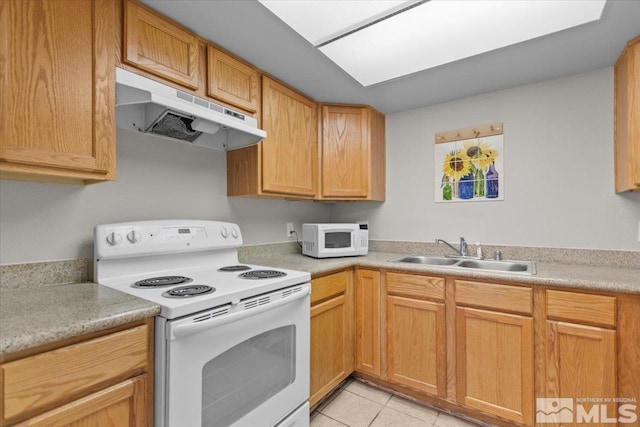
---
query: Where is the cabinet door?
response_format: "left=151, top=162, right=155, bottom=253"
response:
left=456, top=307, right=534, bottom=426
left=21, top=375, right=148, bottom=427
left=124, top=0, right=199, bottom=89
left=355, top=269, right=381, bottom=376
left=545, top=321, right=616, bottom=425
left=310, top=293, right=353, bottom=406
left=261, top=76, right=317, bottom=196
left=387, top=295, right=445, bottom=396
left=207, top=47, right=260, bottom=113
left=614, top=37, right=640, bottom=192
left=0, top=0, right=116, bottom=183
left=321, top=106, right=369, bottom=198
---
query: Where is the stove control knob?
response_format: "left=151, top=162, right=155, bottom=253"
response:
left=231, top=228, right=239, bottom=239
left=127, top=230, right=142, bottom=244
left=220, top=227, right=229, bottom=239
left=106, top=232, right=122, bottom=246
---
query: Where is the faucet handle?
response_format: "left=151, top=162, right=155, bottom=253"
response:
left=459, top=237, right=468, bottom=256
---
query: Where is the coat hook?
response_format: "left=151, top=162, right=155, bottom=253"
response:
left=490, top=125, right=495, bottom=131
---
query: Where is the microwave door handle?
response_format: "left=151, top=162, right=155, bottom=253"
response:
left=169, top=286, right=310, bottom=340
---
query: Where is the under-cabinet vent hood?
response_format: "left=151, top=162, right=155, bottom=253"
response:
left=115, top=68, right=266, bottom=150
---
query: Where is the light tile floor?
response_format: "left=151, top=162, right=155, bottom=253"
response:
left=311, top=378, right=483, bottom=427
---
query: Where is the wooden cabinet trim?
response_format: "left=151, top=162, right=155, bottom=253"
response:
left=385, top=272, right=445, bottom=301
left=1, top=325, right=149, bottom=421
left=455, top=279, right=532, bottom=315
left=546, top=289, right=616, bottom=328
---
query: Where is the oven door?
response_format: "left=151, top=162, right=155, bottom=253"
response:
left=158, top=284, right=310, bottom=427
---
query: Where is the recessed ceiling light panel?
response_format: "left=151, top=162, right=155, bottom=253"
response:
left=261, top=0, right=607, bottom=87
left=259, top=0, right=419, bottom=46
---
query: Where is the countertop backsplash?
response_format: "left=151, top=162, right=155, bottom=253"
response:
left=1, top=241, right=638, bottom=291
left=0, top=259, right=88, bottom=290
left=369, top=240, right=640, bottom=269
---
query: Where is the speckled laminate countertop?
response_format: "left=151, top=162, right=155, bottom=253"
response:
left=240, top=251, right=640, bottom=294
left=1, top=250, right=637, bottom=358
left=0, top=282, right=160, bottom=357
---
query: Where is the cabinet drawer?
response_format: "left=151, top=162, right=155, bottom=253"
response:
left=455, top=280, right=532, bottom=315
left=386, top=272, right=444, bottom=301
left=312, top=271, right=350, bottom=305
left=547, top=290, right=616, bottom=327
left=1, top=325, right=149, bottom=421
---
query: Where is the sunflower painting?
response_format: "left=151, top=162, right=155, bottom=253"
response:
left=435, top=134, right=504, bottom=202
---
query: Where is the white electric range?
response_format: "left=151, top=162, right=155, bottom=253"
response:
left=94, top=220, right=311, bottom=427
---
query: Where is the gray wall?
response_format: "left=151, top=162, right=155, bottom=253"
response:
left=2, top=68, right=639, bottom=266
left=331, top=68, right=640, bottom=251
left=0, top=129, right=330, bottom=264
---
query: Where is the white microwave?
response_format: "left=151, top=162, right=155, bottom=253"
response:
left=302, top=223, right=368, bottom=258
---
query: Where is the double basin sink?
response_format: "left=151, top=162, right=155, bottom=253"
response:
left=390, top=255, right=537, bottom=275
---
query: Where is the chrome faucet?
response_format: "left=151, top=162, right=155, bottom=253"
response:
left=435, top=237, right=468, bottom=257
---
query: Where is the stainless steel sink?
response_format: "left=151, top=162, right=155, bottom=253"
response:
left=390, top=255, right=536, bottom=275
left=391, top=255, right=459, bottom=266
left=456, top=259, right=536, bottom=274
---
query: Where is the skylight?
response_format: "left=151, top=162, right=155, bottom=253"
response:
left=259, top=0, right=608, bottom=87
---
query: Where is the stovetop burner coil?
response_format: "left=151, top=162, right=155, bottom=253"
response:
left=217, top=265, right=252, bottom=272
left=162, top=285, right=215, bottom=298
left=133, top=276, right=193, bottom=288
left=239, top=270, right=287, bottom=280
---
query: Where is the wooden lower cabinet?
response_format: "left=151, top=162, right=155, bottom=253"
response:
left=456, top=307, right=534, bottom=426
left=310, top=271, right=354, bottom=406
left=355, top=269, right=382, bottom=377
left=385, top=272, right=446, bottom=396
left=387, top=296, right=445, bottom=396
left=539, top=289, right=624, bottom=427
left=0, top=321, right=153, bottom=427
left=18, top=375, right=148, bottom=427
left=311, top=268, right=637, bottom=427
left=545, top=321, right=616, bottom=425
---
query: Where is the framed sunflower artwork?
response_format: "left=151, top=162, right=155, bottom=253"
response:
left=434, top=123, right=504, bottom=203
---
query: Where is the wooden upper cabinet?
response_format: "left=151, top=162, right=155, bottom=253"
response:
left=614, top=36, right=640, bottom=192
left=320, top=105, right=386, bottom=200
left=261, top=76, right=318, bottom=197
left=124, top=0, right=199, bottom=90
left=0, top=0, right=116, bottom=184
left=207, top=47, right=260, bottom=114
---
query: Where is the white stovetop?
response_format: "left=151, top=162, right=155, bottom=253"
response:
left=99, top=263, right=310, bottom=319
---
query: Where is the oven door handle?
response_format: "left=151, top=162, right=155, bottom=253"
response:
left=169, top=286, right=310, bottom=340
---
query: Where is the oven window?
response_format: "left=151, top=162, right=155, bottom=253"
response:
left=324, top=231, right=351, bottom=249
left=201, top=326, right=296, bottom=427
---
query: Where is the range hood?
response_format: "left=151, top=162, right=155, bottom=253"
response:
left=115, top=68, right=266, bottom=150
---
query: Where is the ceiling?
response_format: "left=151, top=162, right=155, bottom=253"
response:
left=140, top=0, right=640, bottom=114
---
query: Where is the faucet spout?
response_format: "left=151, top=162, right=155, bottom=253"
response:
left=435, top=238, right=464, bottom=257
